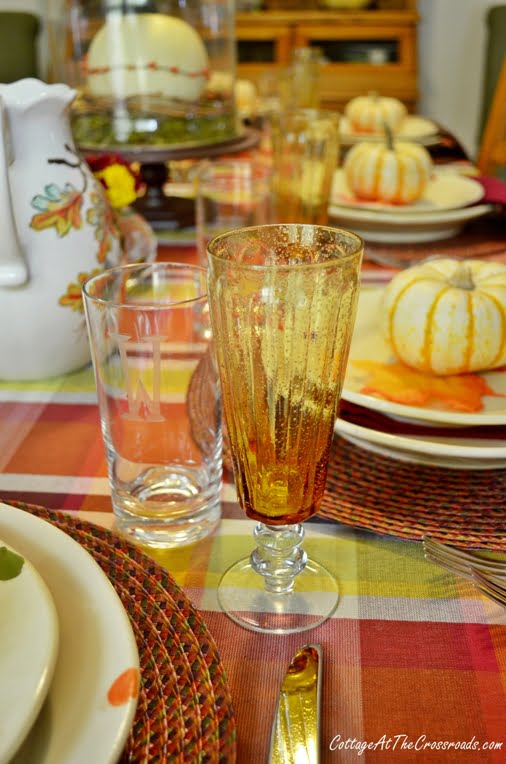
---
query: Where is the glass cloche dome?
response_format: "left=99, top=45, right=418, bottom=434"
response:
left=49, top=0, right=238, bottom=150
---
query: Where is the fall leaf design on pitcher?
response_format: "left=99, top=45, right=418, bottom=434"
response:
left=59, top=268, right=103, bottom=313
left=31, top=182, right=84, bottom=235
left=30, top=144, right=88, bottom=236
left=29, top=144, right=119, bottom=313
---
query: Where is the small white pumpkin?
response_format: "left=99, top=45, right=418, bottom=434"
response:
left=382, top=258, right=506, bottom=376
left=344, top=132, right=432, bottom=204
left=345, top=93, right=407, bottom=133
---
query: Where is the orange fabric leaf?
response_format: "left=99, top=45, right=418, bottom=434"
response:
left=352, top=360, right=506, bottom=413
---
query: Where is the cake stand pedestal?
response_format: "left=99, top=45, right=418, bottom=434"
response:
left=79, top=128, right=261, bottom=230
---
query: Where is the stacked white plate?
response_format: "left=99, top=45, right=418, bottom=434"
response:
left=339, top=114, right=441, bottom=147
left=329, top=167, right=494, bottom=244
left=0, top=503, right=139, bottom=764
left=335, top=289, right=506, bottom=470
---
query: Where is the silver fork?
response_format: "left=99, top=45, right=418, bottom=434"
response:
left=423, top=538, right=506, bottom=608
left=472, top=570, right=506, bottom=608
left=423, top=537, right=506, bottom=582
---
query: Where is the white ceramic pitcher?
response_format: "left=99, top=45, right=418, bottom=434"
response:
left=0, top=79, right=121, bottom=380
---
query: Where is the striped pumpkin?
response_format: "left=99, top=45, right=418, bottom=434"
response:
left=382, top=258, right=506, bottom=375
left=345, top=94, right=407, bottom=134
left=344, top=136, right=432, bottom=204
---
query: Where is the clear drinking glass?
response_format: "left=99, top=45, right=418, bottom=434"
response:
left=195, top=159, right=272, bottom=266
left=83, top=263, right=222, bottom=548
left=207, top=224, right=363, bottom=633
left=270, top=108, right=340, bottom=226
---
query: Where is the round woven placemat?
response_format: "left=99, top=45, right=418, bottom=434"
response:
left=320, top=436, right=506, bottom=550
left=8, top=502, right=237, bottom=764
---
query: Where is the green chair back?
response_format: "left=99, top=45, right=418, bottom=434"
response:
left=0, top=12, right=40, bottom=83
left=478, top=5, right=506, bottom=140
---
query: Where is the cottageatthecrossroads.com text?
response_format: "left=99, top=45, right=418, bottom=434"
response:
left=329, top=734, right=504, bottom=755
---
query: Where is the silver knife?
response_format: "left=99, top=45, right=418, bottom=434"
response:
left=268, top=644, right=322, bottom=764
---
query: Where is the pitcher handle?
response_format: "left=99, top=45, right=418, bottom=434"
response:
left=0, top=94, right=28, bottom=287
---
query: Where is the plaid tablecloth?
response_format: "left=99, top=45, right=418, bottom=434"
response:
left=1, top=246, right=505, bottom=763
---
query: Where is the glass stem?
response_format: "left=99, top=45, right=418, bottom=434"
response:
left=250, top=523, right=308, bottom=594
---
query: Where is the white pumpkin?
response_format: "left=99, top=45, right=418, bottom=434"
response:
left=345, top=94, right=407, bottom=133
left=344, top=136, right=432, bottom=204
left=382, top=258, right=506, bottom=375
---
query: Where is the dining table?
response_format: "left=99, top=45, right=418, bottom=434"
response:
left=1, top=138, right=506, bottom=763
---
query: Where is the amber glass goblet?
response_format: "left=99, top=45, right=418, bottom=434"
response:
left=207, top=223, right=363, bottom=633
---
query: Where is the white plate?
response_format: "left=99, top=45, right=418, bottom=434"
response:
left=0, top=504, right=139, bottom=764
left=341, top=114, right=440, bottom=145
left=0, top=541, right=59, bottom=764
left=329, top=201, right=493, bottom=244
left=331, top=169, right=485, bottom=214
left=334, top=416, right=506, bottom=469
left=343, top=288, right=506, bottom=427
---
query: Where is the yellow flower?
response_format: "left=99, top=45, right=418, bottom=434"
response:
left=97, top=164, right=138, bottom=208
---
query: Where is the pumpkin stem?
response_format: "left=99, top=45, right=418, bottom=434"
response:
left=384, top=121, right=394, bottom=151
left=448, top=262, right=475, bottom=290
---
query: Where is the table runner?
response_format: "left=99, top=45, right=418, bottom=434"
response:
left=1, top=244, right=505, bottom=762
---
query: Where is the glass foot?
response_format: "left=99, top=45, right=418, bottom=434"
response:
left=217, top=556, right=339, bottom=634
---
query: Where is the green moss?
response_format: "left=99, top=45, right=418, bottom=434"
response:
left=72, top=111, right=237, bottom=148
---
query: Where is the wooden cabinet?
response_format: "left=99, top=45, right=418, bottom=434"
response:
left=236, top=5, right=419, bottom=112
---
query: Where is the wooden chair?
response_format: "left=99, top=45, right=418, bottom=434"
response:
left=477, top=53, right=506, bottom=176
